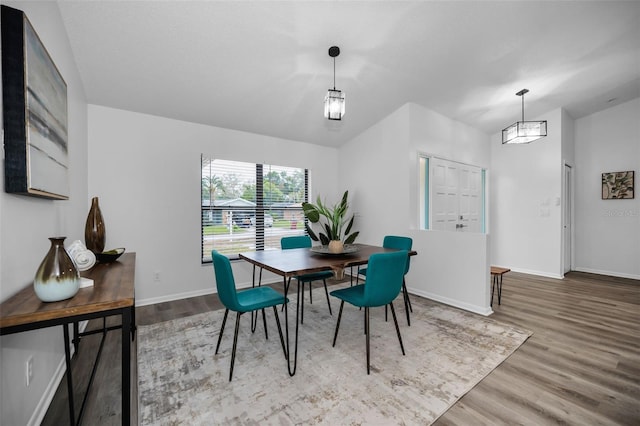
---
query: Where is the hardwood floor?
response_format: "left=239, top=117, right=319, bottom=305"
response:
left=41, top=272, right=640, bottom=425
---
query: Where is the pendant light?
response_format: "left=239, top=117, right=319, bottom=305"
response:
left=324, top=46, right=345, bottom=120
left=502, top=89, right=547, bottom=144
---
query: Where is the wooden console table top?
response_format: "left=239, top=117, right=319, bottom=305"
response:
left=0, top=252, right=135, bottom=329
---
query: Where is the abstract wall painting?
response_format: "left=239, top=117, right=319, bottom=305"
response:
left=2, top=5, right=69, bottom=200
left=602, top=171, right=634, bottom=200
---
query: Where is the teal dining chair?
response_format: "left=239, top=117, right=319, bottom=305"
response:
left=330, top=250, right=408, bottom=374
left=357, top=235, right=413, bottom=326
left=212, top=250, right=288, bottom=381
left=281, top=235, right=333, bottom=323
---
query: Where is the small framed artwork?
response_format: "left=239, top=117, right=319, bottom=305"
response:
left=2, top=5, right=69, bottom=199
left=602, top=171, right=634, bottom=200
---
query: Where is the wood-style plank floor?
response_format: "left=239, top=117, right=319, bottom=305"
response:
left=41, top=271, right=640, bottom=425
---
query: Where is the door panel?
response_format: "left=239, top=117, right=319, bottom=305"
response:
left=432, top=161, right=459, bottom=231
left=431, top=158, right=483, bottom=232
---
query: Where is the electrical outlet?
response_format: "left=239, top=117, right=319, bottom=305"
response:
left=153, top=271, right=161, bottom=282
left=25, top=356, right=33, bottom=387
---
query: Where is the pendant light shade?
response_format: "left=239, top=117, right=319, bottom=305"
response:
left=324, top=89, right=345, bottom=120
left=324, top=46, right=345, bottom=120
left=502, top=89, right=547, bottom=144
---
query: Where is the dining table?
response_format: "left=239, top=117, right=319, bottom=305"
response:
left=239, top=243, right=417, bottom=376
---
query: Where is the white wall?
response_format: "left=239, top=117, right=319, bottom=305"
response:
left=87, top=105, right=339, bottom=304
left=0, top=2, right=88, bottom=425
left=574, top=98, right=640, bottom=279
left=340, top=103, right=493, bottom=315
left=490, top=108, right=565, bottom=278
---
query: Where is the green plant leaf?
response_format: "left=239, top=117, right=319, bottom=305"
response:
left=305, top=222, right=319, bottom=241
left=302, top=202, right=320, bottom=223
left=344, top=231, right=359, bottom=245
left=344, top=214, right=354, bottom=235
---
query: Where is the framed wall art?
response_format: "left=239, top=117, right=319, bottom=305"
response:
left=2, top=5, right=69, bottom=200
left=602, top=171, right=634, bottom=200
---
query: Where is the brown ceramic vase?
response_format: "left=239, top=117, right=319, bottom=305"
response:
left=85, top=197, right=106, bottom=254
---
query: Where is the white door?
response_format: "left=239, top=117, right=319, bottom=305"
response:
left=431, top=158, right=483, bottom=232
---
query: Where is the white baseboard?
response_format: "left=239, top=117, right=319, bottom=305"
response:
left=573, top=267, right=640, bottom=281
left=409, top=287, right=493, bottom=317
left=508, top=268, right=564, bottom=280
left=135, top=278, right=282, bottom=307
left=27, top=321, right=88, bottom=426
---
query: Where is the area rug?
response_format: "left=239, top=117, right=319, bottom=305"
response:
left=138, top=285, right=531, bottom=425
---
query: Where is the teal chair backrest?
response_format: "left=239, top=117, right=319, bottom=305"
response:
left=363, top=250, right=408, bottom=307
left=212, top=250, right=242, bottom=311
left=281, top=235, right=312, bottom=250
left=383, top=235, right=412, bottom=275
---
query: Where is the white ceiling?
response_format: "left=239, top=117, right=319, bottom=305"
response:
left=56, top=1, right=640, bottom=147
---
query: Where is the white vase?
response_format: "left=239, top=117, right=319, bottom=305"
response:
left=328, top=240, right=344, bottom=254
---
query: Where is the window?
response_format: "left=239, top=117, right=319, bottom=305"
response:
left=201, top=155, right=308, bottom=262
left=420, top=156, right=486, bottom=233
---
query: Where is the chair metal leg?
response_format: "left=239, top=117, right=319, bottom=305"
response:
left=229, top=311, right=242, bottom=381
left=215, top=309, right=229, bottom=354
left=365, top=306, right=370, bottom=375
left=300, top=280, right=305, bottom=324
left=332, top=301, right=345, bottom=347
left=251, top=309, right=258, bottom=333
left=308, top=281, right=313, bottom=304
left=262, top=308, right=268, bottom=340
left=389, top=302, right=405, bottom=355
left=403, top=278, right=413, bottom=312
left=402, top=281, right=411, bottom=327
left=322, top=279, right=332, bottom=315
left=272, top=306, right=287, bottom=358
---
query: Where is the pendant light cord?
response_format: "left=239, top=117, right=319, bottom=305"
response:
left=333, top=57, right=336, bottom=90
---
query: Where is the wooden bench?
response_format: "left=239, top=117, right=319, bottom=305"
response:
left=491, top=266, right=510, bottom=306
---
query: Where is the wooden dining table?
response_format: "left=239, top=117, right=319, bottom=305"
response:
left=239, top=243, right=416, bottom=376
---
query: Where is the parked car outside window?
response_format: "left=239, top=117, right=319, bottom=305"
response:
left=250, top=214, right=273, bottom=227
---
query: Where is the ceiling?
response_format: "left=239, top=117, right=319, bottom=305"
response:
left=56, top=1, right=640, bottom=147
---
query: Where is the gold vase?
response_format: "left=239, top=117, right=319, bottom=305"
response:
left=85, top=197, right=106, bottom=254
left=328, top=240, right=344, bottom=254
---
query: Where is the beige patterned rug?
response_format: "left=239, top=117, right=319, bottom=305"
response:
left=138, top=285, right=531, bottom=425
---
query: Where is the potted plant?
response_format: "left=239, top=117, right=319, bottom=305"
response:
left=302, top=190, right=359, bottom=254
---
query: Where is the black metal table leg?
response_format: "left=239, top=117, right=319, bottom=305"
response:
left=283, top=275, right=301, bottom=376
left=62, top=324, right=75, bottom=426
left=491, top=274, right=496, bottom=307
left=72, top=322, right=80, bottom=353
left=121, top=307, right=131, bottom=426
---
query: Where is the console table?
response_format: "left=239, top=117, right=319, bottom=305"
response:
left=0, top=252, right=136, bottom=426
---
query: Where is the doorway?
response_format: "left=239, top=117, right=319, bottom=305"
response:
left=563, top=163, right=573, bottom=274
